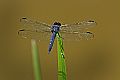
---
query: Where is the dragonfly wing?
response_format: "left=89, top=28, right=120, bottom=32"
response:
left=59, top=20, right=96, bottom=41
left=60, top=31, right=94, bottom=41
left=18, top=17, right=52, bottom=40
left=60, top=20, right=97, bottom=33
left=20, top=17, right=51, bottom=32
left=18, top=29, right=51, bottom=41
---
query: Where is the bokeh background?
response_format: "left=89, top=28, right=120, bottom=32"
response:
left=0, top=0, right=120, bottom=80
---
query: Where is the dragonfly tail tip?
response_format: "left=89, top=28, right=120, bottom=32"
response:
left=48, top=51, right=50, bottom=54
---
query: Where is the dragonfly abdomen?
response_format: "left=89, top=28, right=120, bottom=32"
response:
left=48, top=32, right=56, bottom=53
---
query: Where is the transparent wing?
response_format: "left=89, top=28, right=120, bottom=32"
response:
left=60, top=20, right=96, bottom=33
left=18, top=17, right=52, bottom=40
left=18, top=29, right=51, bottom=41
left=59, top=20, right=96, bottom=41
left=60, top=31, right=94, bottom=41
left=20, top=17, right=51, bottom=32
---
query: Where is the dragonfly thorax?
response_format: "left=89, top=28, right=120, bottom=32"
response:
left=51, top=25, right=60, bottom=33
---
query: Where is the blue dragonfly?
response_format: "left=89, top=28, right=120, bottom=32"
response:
left=18, top=17, right=96, bottom=53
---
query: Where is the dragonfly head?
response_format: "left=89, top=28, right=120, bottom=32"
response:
left=51, top=22, right=61, bottom=33
left=53, top=22, right=61, bottom=26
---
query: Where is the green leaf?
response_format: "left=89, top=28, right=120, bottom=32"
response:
left=57, top=33, right=67, bottom=80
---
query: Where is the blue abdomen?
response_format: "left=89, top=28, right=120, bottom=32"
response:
left=48, top=32, right=56, bottom=53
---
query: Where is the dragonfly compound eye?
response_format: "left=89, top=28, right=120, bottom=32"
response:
left=53, top=22, right=61, bottom=26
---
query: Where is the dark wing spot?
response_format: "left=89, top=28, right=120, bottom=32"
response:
left=22, top=17, right=27, bottom=19
left=86, top=31, right=92, bottom=34
left=19, top=29, right=25, bottom=31
left=20, top=17, right=27, bottom=22
left=88, top=20, right=94, bottom=22
left=18, top=29, right=25, bottom=34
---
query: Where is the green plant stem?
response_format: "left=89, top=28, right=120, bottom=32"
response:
left=31, top=39, right=42, bottom=80
left=57, top=33, right=67, bottom=80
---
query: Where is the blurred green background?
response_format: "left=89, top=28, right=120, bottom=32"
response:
left=0, top=0, right=120, bottom=80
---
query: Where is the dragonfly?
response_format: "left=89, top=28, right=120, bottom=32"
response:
left=18, top=17, right=97, bottom=53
